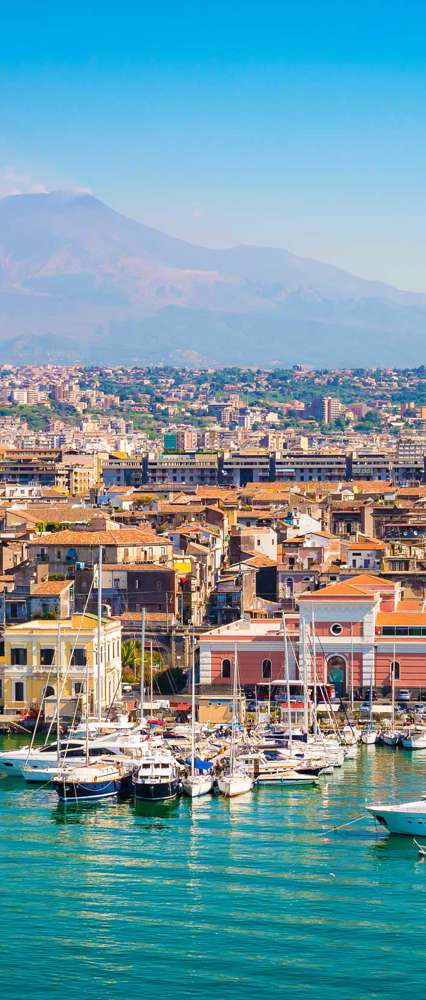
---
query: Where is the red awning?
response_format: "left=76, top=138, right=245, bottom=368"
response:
left=173, top=702, right=191, bottom=711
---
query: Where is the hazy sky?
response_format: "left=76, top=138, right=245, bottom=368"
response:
left=1, top=1, right=426, bottom=290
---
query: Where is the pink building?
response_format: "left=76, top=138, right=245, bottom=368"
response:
left=297, top=572, right=426, bottom=696
left=199, top=615, right=299, bottom=689
left=200, top=573, right=426, bottom=697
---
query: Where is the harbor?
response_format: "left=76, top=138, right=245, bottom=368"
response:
left=2, top=733, right=426, bottom=1000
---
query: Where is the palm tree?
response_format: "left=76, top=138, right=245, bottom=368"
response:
left=121, top=639, right=138, bottom=679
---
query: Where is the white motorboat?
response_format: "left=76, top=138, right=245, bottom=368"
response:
left=132, top=752, right=180, bottom=801
left=0, top=734, right=141, bottom=779
left=0, top=739, right=86, bottom=776
left=255, top=769, right=318, bottom=787
left=366, top=797, right=426, bottom=835
left=401, top=730, right=426, bottom=750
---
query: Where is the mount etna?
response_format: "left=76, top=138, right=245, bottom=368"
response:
left=0, top=190, right=424, bottom=366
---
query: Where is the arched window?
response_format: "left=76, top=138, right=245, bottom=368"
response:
left=221, top=658, right=231, bottom=679
left=262, top=658, right=272, bottom=679
left=390, top=660, right=400, bottom=680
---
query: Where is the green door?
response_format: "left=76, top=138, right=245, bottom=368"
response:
left=327, top=661, right=345, bottom=697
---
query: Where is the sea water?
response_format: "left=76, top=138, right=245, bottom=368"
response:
left=1, top=737, right=425, bottom=1000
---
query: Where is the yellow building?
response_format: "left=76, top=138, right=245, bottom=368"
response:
left=0, top=614, right=122, bottom=716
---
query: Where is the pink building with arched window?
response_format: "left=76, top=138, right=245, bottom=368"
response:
left=199, top=573, right=426, bottom=697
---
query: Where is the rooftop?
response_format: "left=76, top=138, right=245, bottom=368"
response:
left=31, top=580, right=73, bottom=595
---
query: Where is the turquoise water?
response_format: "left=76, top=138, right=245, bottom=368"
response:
left=1, top=738, right=426, bottom=1000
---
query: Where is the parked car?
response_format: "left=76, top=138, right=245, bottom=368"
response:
left=398, top=689, right=410, bottom=702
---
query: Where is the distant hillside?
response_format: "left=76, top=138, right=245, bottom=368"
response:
left=0, top=190, right=425, bottom=365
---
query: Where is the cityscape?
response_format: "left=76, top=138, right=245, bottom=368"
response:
left=3, top=2, right=426, bottom=998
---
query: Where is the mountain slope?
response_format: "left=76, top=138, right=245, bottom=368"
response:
left=0, top=190, right=424, bottom=365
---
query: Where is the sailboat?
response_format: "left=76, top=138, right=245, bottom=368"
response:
left=182, top=630, right=213, bottom=798
left=383, top=649, right=399, bottom=746
left=218, top=645, right=253, bottom=798
left=275, top=612, right=318, bottom=788
left=54, top=547, right=133, bottom=803
left=361, top=670, right=376, bottom=745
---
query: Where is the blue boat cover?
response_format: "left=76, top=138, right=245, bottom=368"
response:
left=185, top=756, right=213, bottom=772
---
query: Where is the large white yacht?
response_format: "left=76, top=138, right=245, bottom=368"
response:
left=366, top=797, right=426, bottom=835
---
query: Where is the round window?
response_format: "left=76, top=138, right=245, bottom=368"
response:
left=330, top=623, right=343, bottom=636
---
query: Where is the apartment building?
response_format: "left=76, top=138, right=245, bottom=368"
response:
left=0, top=614, right=122, bottom=714
left=146, top=452, right=219, bottom=486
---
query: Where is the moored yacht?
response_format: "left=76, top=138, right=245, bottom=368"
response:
left=361, top=727, right=377, bottom=746
left=132, top=752, right=180, bottom=801
left=217, top=645, right=253, bottom=798
left=218, top=771, right=253, bottom=797
left=382, top=732, right=400, bottom=747
left=182, top=631, right=213, bottom=799
left=401, top=729, right=426, bottom=750
left=54, top=759, right=133, bottom=803
left=366, top=796, right=426, bottom=835
left=182, top=773, right=214, bottom=797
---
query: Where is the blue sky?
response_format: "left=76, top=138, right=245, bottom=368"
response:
left=1, top=1, right=426, bottom=289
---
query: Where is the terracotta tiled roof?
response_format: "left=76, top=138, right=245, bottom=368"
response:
left=31, top=580, right=73, bottom=595
left=27, top=528, right=165, bottom=546
left=299, top=579, right=375, bottom=600
left=377, top=611, right=426, bottom=626
left=242, top=555, right=277, bottom=568
left=350, top=572, right=396, bottom=589
left=346, top=539, right=386, bottom=551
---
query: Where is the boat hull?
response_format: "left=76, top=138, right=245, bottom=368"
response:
left=366, top=801, right=426, bottom=835
left=54, top=777, right=123, bottom=803
left=256, top=774, right=318, bottom=786
left=382, top=734, right=399, bottom=747
left=182, top=775, right=213, bottom=798
left=218, top=774, right=253, bottom=797
left=133, top=779, right=179, bottom=802
left=401, top=738, right=426, bottom=750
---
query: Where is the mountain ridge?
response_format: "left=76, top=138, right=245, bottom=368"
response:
left=0, top=190, right=424, bottom=365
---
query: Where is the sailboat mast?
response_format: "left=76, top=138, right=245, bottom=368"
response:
left=191, top=626, right=195, bottom=779
left=56, top=623, right=61, bottom=766
left=150, top=640, right=153, bottom=714
left=283, top=612, right=292, bottom=750
left=312, top=610, right=318, bottom=735
left=230, top=643, right=237, bottom=774
left=140, top=607, right=145, bottom=723
left=85, top=631, right=89, bottom=765
left=392, top=640, right=396, bottom=729
left=369, top=665, right=373, bottom=726
left=301, top=618, right=308, bottom=732
left=97, top=544, right=103, bottom=721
